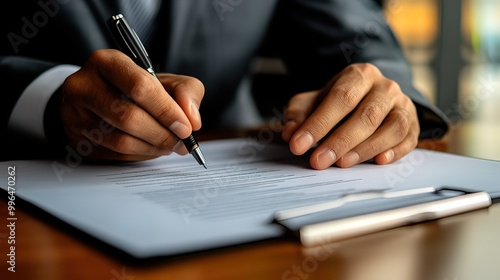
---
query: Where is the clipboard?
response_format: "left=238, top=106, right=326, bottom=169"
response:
left=273, top=187, right=493, bottom=247
left=2, top=138, right=500, bottom=259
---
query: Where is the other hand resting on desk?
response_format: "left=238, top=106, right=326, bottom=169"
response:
left=282, top=63, right=420, bottom=170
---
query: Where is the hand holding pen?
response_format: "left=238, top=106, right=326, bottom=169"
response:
left=58, top=16, right=206, bottom=165
left=107, top=14, right=206, bottom=168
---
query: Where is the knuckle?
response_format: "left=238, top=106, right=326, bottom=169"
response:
left=402, top=94, right=415, bottom=111
left=118, top=105, right=135, bottom=123
left=364, top=140, right=383, bottom=156
left=129, top=75, right=156, bottom=102
left=384, top=79, right=401, bottom=94
left=62, top=71, right=87, bottom=95
left=333, top=135, right=353, bottom=152
left=184, top=77, right=205, bottom=94
left=344, top=64, right=365, bottom=80
left=351, top=63, right=379, bottom=76
left=336, top=87, right=359, bottom=109
left=393, top=110, right=411, bottom=137
left=362, top=63, right=379, bottom=74
left=360, top=103, right=385, bottom=129
left=120, top=108, right=145, bottom=132
left=110, top=134, right=135, bottom=154
left=174, top=76, right=206, bottom=99
left=310, top=114, right=332, bottom=136
left=61, top=75, right=80, bottom=97
left=61, top=72, right=94, bottom=105
left=155, top=104, right=177, bottom=123
left=88, top=49, right=111, bottom=65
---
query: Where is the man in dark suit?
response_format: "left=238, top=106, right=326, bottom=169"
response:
left=0, top=0, right=448, bottom=169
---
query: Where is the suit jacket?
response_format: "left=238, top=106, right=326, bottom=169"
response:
left=0, top=0, right=449, bottom=160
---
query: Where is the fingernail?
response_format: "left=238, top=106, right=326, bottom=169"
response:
left=173, top=140, right=188, bottom=155
left=169, top=121, right=190, bottom=139
left=384, top=149, right=395, bottom=162
left=191, top=102, right=201, bottom=126
left=295, top=132, right=314, bottom=154
left=317, top=149, right=337, bottom=169
left=341, top=151, right=360, bottom=167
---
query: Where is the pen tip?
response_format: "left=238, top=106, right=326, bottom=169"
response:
left=203, top=163, right=208, bottom=169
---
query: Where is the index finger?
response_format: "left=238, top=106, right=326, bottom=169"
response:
left=90, top=49, right=193, bottom=139
left=158, top=74, right=205, bottom=131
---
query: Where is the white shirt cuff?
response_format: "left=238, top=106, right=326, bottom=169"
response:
left=8, top=65, right=80, bottom=141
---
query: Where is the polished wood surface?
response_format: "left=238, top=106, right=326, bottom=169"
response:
left=2, top=123, right=500, bottom=280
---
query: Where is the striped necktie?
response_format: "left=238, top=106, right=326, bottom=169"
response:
left=119, top=0, right=160, bottom=46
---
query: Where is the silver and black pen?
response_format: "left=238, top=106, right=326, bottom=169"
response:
left=107, top=14, right=207, bottom=169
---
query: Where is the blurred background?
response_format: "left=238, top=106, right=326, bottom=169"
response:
left=381, top=0, right=500, bottom=160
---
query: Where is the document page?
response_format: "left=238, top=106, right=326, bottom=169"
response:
left=1, top=138, right=499, bottom=258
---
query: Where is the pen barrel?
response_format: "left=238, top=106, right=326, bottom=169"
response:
left=107, top=14, right=154, bottom=70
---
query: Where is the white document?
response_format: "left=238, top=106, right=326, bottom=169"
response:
left=1, top=138, right=499, bottom=258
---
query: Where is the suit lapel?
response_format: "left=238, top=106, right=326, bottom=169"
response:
left=87, top=0, right=120, bottom=21
left=84, top=0, right=121, bottom=48
left=161, top=0, right=213, bottom=71
left=163, top=0, right=194, bottom=70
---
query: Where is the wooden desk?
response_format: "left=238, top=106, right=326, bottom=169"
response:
left=2, top=123, right=500, bottom=280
